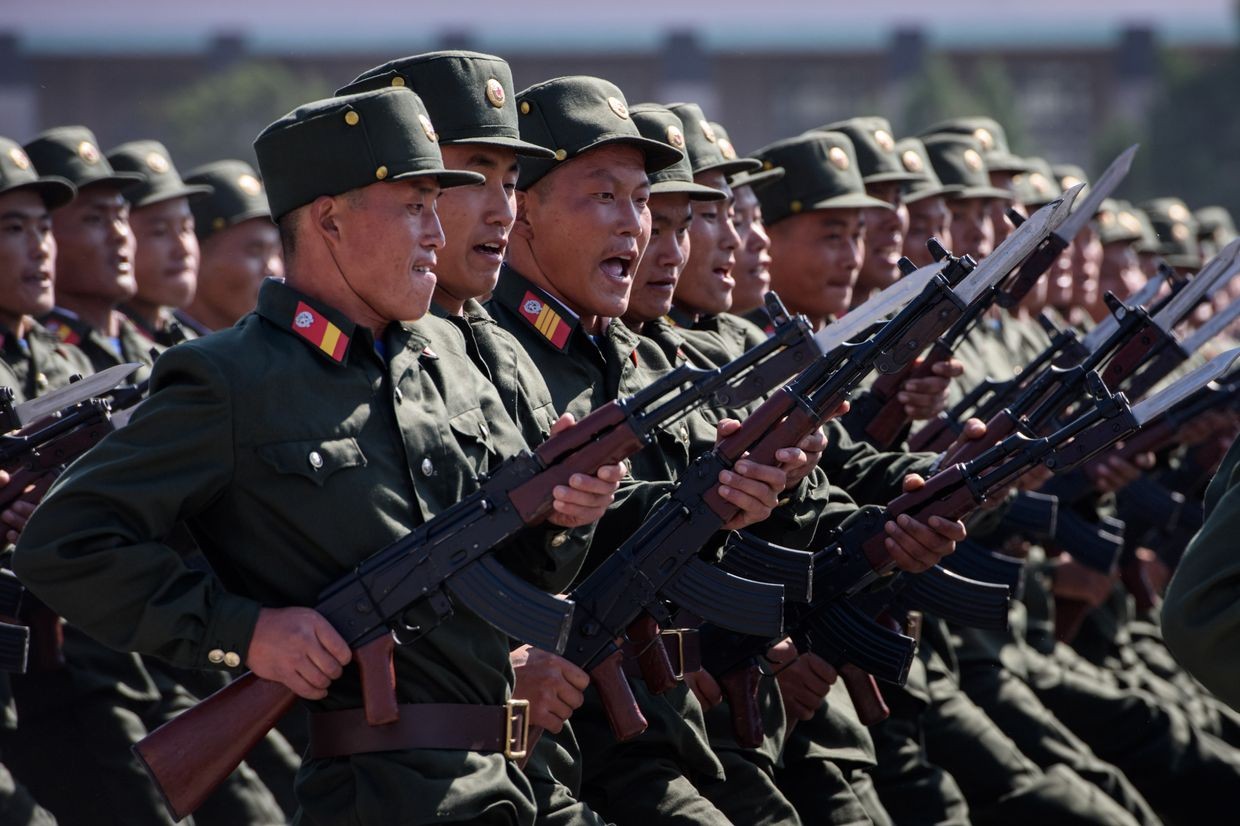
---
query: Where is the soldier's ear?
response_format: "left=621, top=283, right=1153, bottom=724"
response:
left=512, top=190, right=534, bottom=242
left=310, top=195, right=342, bottom=244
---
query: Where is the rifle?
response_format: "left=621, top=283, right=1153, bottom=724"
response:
left=132, top=295, right=824, bottom=821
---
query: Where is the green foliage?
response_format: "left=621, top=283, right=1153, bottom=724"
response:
left=145, top=61, right=332, bottom=170
left=900, top=56, right=1029, bottom=151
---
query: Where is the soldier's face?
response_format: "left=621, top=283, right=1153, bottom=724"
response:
left=903, top=196, right=951, bottom=267
left=1069, top=224, right=1102, bottom=310
left=947, top=198, right=993, bottom=260
left=676, top=171, right=739, bottom=317
left=516, top=144, right=650, bottom=321
left=197, top=217, right=282, bottom=326
left=1047, top=241, right=1075, bottom=309
left=129, top=196, right=198, bottom=311
left=730, top=184, right=771, bottom=315
left=858, top=181, right=906, bottom=293
left=626, top=192, right=691, bottom=324
left=436, top=144, right=519, bottom=307
left=767, top=207, right=863, bottom=326
left=51, top=183, right=137, bottom=304
left=333, top=178, right=443, bottom=323
left=0, top=189, right=56, bottom=327
left=1098, top=240, right=1143, bottom=302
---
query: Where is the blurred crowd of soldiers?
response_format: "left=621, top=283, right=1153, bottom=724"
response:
left=0, top=48, right=1237, bottom=826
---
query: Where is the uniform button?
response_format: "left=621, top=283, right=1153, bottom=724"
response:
left=223, top=652, right=242, bottom=668
left=480, top=422, right=489, bottom=438
left=308, top=451, right=324, bottom=469
left=394, top=387, right=403, bottom=404
left=421, top=457, right=434, bottom=476
left=207, top=649, right=225, bottom=664
left=679, top=425, right=689, bottom=441
left=550, top=532, right=568, bottom=548
left=34, top=372, right=47, bottom=390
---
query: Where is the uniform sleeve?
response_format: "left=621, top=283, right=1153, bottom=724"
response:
left=12, top=343, right=262, bottom=671
left=822, top=420, right=934, bottom=506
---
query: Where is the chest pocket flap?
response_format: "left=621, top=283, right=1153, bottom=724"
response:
left=257, top=436, right=367, bottom=486
left=447, top=406, right=496, bottom=454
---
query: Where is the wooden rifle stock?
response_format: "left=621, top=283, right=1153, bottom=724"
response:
left=865, top=348, right=952, bottom=449
left=839, top=664, right=889, bottom=725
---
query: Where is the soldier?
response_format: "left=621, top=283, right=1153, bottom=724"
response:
left=106, top=141, right=211, bottom=346
left=1095, top=200, right=1148, bottom=307
left=180, top=159, right=282, bottom=333
left=895, top=137, right=956, bottom=268
left=14, top=86, right=622, bottom=826
left=22, top=127, right=157, bottom=381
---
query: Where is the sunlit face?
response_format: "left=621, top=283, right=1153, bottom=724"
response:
left=196, top=217, right=282, bottom=327
left=1098, top=240, right=1143, bottom=303
left=947, top=197, right=994, bottom=260
left=1069, top=223, right=1102, bottom=310
left=625, top=192, right=691, bottom=324
left=768, top=207, right=864, bottom=325
left=0, top=189, right=56, bottom=327
left=434, top=143, right=519, bottom=305
left=129, top=196, right=198, bottom=310
left=857, top=181, right=906, bottom=293
left=675, top=170, right=739, bottom=317
left=51, top=182, right=136, bottom=304
left=903, top=195, right=951, bottom=267
left=729, top=183, right=771, bottom=315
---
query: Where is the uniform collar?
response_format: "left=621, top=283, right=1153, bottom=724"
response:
left=665, top=305, right=699, bottom=330
left=42, top=307, right=89, bottom=346
left=493, top=265, right=580, bottom=352
left=742, top=306, right=776, bottom=336
left=255, top=279, right=358, bottom=365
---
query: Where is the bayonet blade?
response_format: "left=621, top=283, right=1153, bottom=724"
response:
left=11, top=363, right=140, bottom=427
left=1053, top=146, right=1139, bottom=244
left=1178, top=296, right=1240, bottom=356
left=1131, top=347, right=1240, bottom=425
left=957, top=193, right=1074, bottom=306
left=1079, top=267, right=1171, bottom=353
left=1149, top=238, right=1240, bottom=334
left=812, top=260, right=946, bottom=353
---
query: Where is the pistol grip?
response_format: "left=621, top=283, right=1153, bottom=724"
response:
left=591, top=649, right=647, bottom=741
left=720, top=666, right=764, bottom=748
left=356, top=633, right=399, bottom=726
left=627, top=614, right=677, bottom=695
left=23, top=596, right=64, bottom=672
left=839, top=664, right=889, bottom=725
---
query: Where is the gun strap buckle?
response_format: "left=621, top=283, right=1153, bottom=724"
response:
left=659, top=628, right=701, bottom=678
left=504, top=699, right=530, bottom=760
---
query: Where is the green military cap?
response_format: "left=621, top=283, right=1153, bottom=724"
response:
left=1130, top=206, right=1161, bottom=255
left=24, top=125, right=145, bottom=192
left=183, top=159, right=271, bottom=242
left=1140, top=197, right=1201, bottom=269
left=514, top=76, right=682, bottom=190
left=1195, top=206, right=1238, bottom=252
left=817, top=117, right=921, bottom=185
left=750, top=132, right=891, bottom=226
left=1013, top=157, right=1063, bottom=208
left=255, top=87, right=483, bottom=221
left=335, top=51, right=554, bottom=159
left=106, top=140, right=213, bottom=208
left=629, top=104, right=725, bottom=200
left=1051, top=163, right=1089, bottom=192
left=0, top=136, right=75, bottom=209
left=894, top=137, right=958, bottom=203
left=1096, top=199, right=1147, bottom=246
left=919, top=116, right=1029, bottom=173
left=921, top=133, right=1012, bottom=201
left=664, top=102, right=759, bottom=179
left=710, top=121, right=784, bottom=191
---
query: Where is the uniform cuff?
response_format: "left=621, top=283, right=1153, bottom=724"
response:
left=198, top=591, right=262, bottom=671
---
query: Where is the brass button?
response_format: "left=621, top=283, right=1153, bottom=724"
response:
left=520, top=101, right=531, bottom=115
left=375, top=165, right=388, bottom=180
left=308, top=451, right=324, bottom=470
left=790, top=200, right=803, bottom=213
left=223, top=652, right=241, bottom=668
left=550, top=532, right=568, bottom=548
left=207, top=649, right=225, bottom=664
left=344, top=111, right=360, bottom=126
left=553, top=149, right=567, bottom=161
left=391, top=76, right=406, bottom=87
left=421, top=457, right=434, bottom=476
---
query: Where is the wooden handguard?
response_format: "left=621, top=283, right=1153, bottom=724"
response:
left=591, top=649, right=647, bottom=741
left=720, top=664, right=763, bottom=748
left=628, top=614, right=677, bottom=695
left=356, top=633, right=399, bottom=726
left=940, top=409, right=1018, bottom=467
left=866, top=348, right=951, bottom=449
left=509, top=423, right=645, bottom=524
left=839, top=664, right=889, bottom=725
left=133, top=671, right=298, bottom=822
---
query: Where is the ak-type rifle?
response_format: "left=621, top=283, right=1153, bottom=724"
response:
left=132, top=294, right=823, bottom=822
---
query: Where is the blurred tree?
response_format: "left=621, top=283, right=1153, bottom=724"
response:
left=901, top=55, right=1029, bottom=151
left=144, top=61, right=332, bottom=170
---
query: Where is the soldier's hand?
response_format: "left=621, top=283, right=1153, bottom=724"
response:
left=684, top=668, right=723, bottom=711
left=885, top=474, right=967, bottom=572
left=778, top=402, right=845, bottom=490
left=1086, top=448, right=1153, bottom=493
left=1135, top=547, right=1173, bottom=597
left=0, top=468, right=38, bottom=545
left=547, top=413, right=624, bottom=528
left=247, top=607, right=351, bottom=700
left=898, top=358, right=964, bottom=421
left=1052, top=554, right=1113, bottom=607
left=511, top=644, right=590, bottom=733
left=768, top=639, right=836, bottom=721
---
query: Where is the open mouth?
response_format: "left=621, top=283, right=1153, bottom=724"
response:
left=474, top=239, right=506, bottom=260
left=599, top=256, right=633, bottom=281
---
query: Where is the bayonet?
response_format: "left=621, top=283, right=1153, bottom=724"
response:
left=1178, top=297, right=1240, bottom=356
left=811, top=260, right=946, bottom=354
left=1053, top=148, right=1138, bottom=244
left=1130, top=347, right=1240, bottom=425
left=1079, top=267, right=1170, bottom=354
left=9, top=363, right=139, bottom=427
left=1146, top=239, right=1240, bottom=335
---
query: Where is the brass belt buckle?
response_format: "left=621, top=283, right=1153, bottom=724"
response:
left=661, top=629, right=686, bottom=680
left=504, top=699, right=530, bottom=760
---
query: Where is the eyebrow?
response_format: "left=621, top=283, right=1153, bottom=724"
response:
left=1, top=209, right=49, bottom=221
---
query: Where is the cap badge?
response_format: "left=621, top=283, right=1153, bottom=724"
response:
left=146, top=152, right=170, bottom=174
left=900, top=149, right=923, bottom=173
left=237, top=173, right=262, bottom=195
left=972, top=128, right=995, bottom=151
left=390, top=75, right=406, bottom=88
left=8, top=147, right=29, bottom=170
left=718, top=138, right=737, bottom=160
left=963, top=148, right=984, bottom=172
left=485, top=78, right=506, bottom=109
left=828, top=146, right=850, bottom=171
left=78, top=141, right=100, bottom=164
left=1120, top=212, right=1142, bottom=234
left=607, top=96, right=629, bottom=120
left=874, top=129, right=894, bottom=152
left=418, top=113, right=439, bottom=142
left=666, top=124, right=686, bottom=149
left=700, top=120, right=717, bottom=143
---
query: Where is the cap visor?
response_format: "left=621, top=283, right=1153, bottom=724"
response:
left=730, top=167, right=785, bottom=191
left=951, top=186, right=1014, bottom=201
left=132, top=183, right=215, bottom=208
left=80, top=171, right=147, bottom=193
left=903, top=184, right=960, bottom=204
left=587, top=135, right=684, bottom=174
left=2, top=177, right=77, bottom=210
left=697, top=158, right=763, bottom=178
left=863, top=171, right=925, bottom=185
left=985, top=154, right=1033, bottom=173
left=392, top=167, right=485, bottom=190
left=807, top=192, right=895, bottom=211
left=650, top=179, right=726, bottom=201
left=442, top=134, right=557, bottom=160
